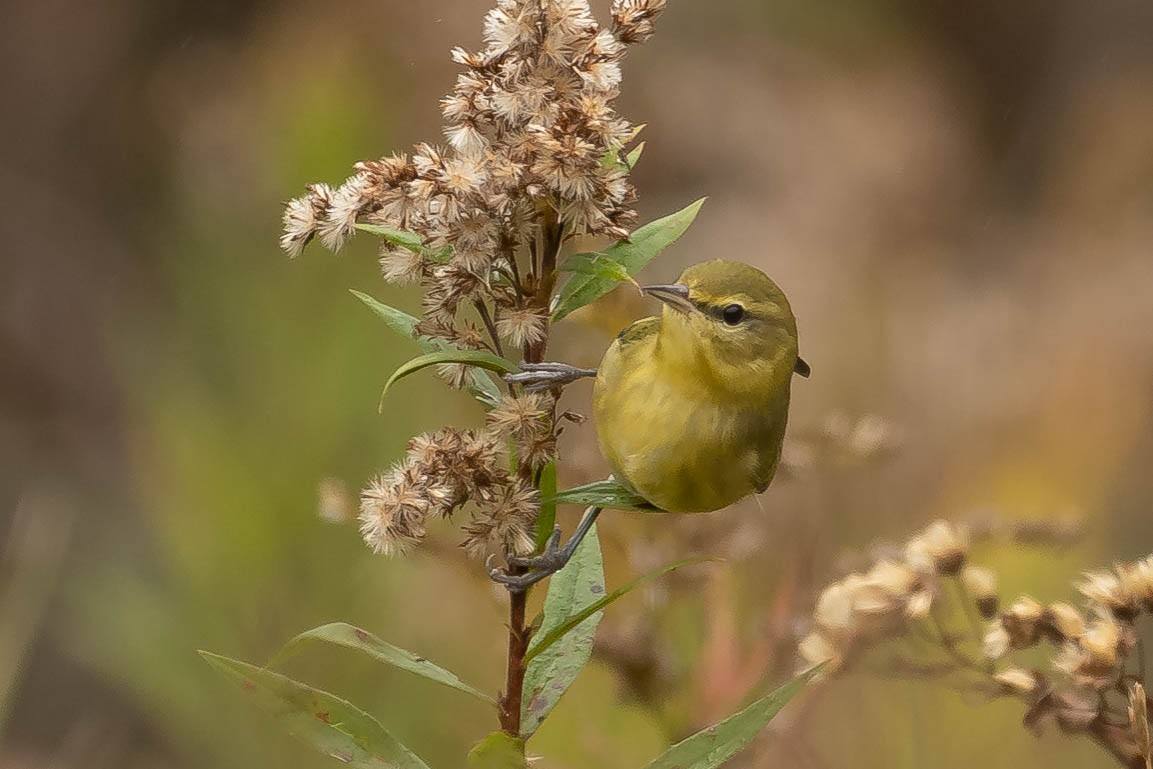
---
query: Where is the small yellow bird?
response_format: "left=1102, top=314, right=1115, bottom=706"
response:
left=594, top=260, right=808, bottom=512
left=493, top=260, right=807, bottom=590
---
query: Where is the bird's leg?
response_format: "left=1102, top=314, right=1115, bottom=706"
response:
left=488, top=506, right=603, bottom=593
left=504, top=362, right=597, bottom=392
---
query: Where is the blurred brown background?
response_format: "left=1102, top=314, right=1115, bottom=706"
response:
left=2, top=0, right=1153, bottom=767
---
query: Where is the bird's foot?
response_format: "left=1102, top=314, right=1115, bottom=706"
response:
left=487, top=527, right=577, bottom=593
left=504, top=362, right=597, bottom=392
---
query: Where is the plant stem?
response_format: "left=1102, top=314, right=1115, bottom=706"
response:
left=500, top=589, right=530, bottom=735
left=474, top=299, right=505, bottom=358
left=498, top=207, right=560, bottom=738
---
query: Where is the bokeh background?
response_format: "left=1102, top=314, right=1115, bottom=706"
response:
left=3, top=0, right=1153, bottom=767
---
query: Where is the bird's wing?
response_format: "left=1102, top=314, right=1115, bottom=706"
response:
left=614, top=316, right=660, bottom=347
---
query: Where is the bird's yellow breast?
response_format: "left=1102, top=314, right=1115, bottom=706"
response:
left=592, top=317, right=792, bottom=513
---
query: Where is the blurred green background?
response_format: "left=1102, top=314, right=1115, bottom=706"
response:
left=3, top=0, right=1153, bottom=767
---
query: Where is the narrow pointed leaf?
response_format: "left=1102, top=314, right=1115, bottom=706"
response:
left=350, top=291, right=502, bottom=406
left=467, top=732, right=527, bottom=769
left=380, top=350, right=517, bottom=405
left=640, top=667, right=821, bottom=769
left=601, top=143, right=644, bottom=172
left=559, top=252, right=641, bottom=289
left=534, top=463, right=558, bottom=552
left=269, top=622, right=495, bottom=705
left=354, top=224, right=425, bottom=253
left=625, top=141, right=646, bottom=169
left=520, top=524, right=604, bottom=737
left=350, top=290, right=419, bottom=338
left=199, top=651, right=431, bottom=769
left=547, top=479, right=658, bottom=511
left=525, top=556, right=719, bottom=664
left=551, top=198, right=706, bottom=322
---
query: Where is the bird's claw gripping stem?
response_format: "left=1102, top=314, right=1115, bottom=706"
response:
left=487, top=526, right=573, bottom=593
left=504, top=362, right=597, bottom=392
left=487, top=507, right=603, bottom=593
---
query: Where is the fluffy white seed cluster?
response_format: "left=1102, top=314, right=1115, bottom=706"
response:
left=301, top=0, right=666, bottom=561
left=281, top=0, right=665, bottom=351
left=358, top=426, right=542, bottom=558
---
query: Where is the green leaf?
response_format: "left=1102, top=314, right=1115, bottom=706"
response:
left=547, top=479, right=658, bottom=511
left=559, top=252, right=641, bottom=289
left=467, top=732, right=527, bottom=769
left=525, top=556, right=719, bottom=664
left=350, top=291, right=502, bottom=406
left=534, top=463, right=558, bottom=552
left=625, top=141, right=646, bottom=169
left=379, top=350, right=517, bottom=407
left=350, top=290, right=419, bottom=337
left=199, top=651, right=431, bottom=769
left=639, top=667, right=821, bottom=769
left=269, top=622, right=495, bottom=705
left=551, top=198, right=706, bottom=322
left=520, top=524, right=604, bottom=737
left=354, top=224, right=425, bottom=254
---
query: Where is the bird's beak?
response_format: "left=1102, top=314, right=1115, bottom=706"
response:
left=642, top=283, right=694, bottom=314
left=794, top=356, right=811, bottom=378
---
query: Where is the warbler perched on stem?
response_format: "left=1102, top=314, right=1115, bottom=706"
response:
left=595, top=259, right=808, bottom=511
left=492, top=260, right=808, bottom=590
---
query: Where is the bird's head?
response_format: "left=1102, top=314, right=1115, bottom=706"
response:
left=644, top=260, right=809, bottom=394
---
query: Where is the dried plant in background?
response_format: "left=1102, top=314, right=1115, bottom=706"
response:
left=797, top=519, right=1153, bottom=769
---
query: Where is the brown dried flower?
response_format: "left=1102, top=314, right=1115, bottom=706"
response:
left=994, top=666, right=1040, bottom=696
left=359, top=464, right=430, bottom=556
left=355, top=426, right=547, bottom=559
left=281, top=0, right=658, bottom=366
left=961, top=564, right=999, bottom=618
left=905, top=520, right=969, bottom=576
left=800, top=520, right=1153, bottom=768
left=1052, top=614, right=1130, bottom=689
left=1078, top=568, right=1142, bottom=618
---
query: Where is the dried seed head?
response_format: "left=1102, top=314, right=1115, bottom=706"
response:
left=1079, top=618, right=1123, bottom=668
left=961, top=564, right=999, bottom=618
left=797, top=631, right=842, bottom=675
left=994, top=667, right=1039, bottom=696
left=1077, top=569, right=1141, bottom=618
left=611, top=0, right=667, bottom=44
left=320, top=172, right=375, bottom=251
left=280, top=0, right=664, bottom=357
left=379, top=247, right=426, bottom=285
left=359, top=466, right=430, bottom=556
left=496, top=308, right=548, bottom=349
left=1120, top=556, right=1153, bottom=610
left=461, top=479, right=540, bottom=558
left=1053, top=615, right=1127, bottom=689
left=813, top=580, right=856, bottom=637
left=982, top=622, right=1011, bottom=660
left=1044, top=601, right=1087, bottom=642
left=486, top=393, right=553, bottom=443
left=281, top=185, right=330, bottom=257
left=906, top=520, right=970, bottom=575
left=993, top=596, right=1044, bottom=652
left=852, top=560, right=926, bottom=619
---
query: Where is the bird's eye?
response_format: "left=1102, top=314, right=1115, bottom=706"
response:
left=722, top=304, right=745, bottom=325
